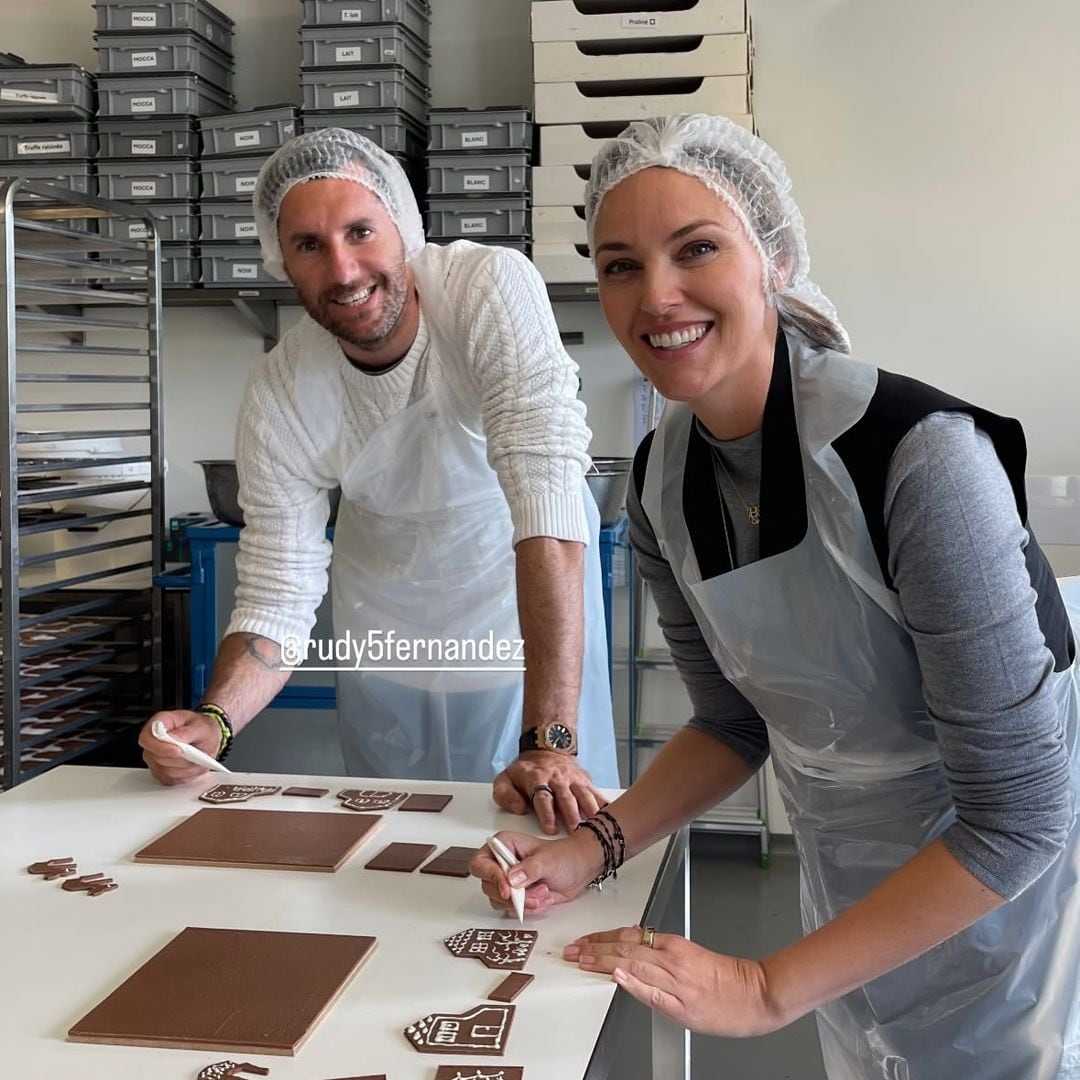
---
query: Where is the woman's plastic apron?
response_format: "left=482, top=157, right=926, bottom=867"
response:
left=325, top=255, right=617, bottom=785
left=642, top=338, right=1080, bottom=1078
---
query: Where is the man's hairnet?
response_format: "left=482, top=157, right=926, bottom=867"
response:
left=254, top=127, right=425, bottom=280
left=584, top=114, right=850, bottom=354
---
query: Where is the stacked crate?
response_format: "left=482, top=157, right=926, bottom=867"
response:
left=91, top=0, right=238, bottom=285
left=197, top=106, right=299, bottom=287
left=530, top=0, right=754, bottom=284
left=298, top=0, right=431, bottom=205
left=425, top=107, right=532, bottom=257
left=0, top=63, right=97, bottom=212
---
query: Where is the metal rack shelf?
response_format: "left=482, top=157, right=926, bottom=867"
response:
left=1, top=178, right=165, bottom=789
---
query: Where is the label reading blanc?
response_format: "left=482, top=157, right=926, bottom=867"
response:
left=130, top=51, right=158, bottom=67
left=334, top=90, right=360, bottom=108
left=1, top=89, right=60, bottom=105
left=130, top=11, right=157, bottom=26
left=461, top=131, right=489, bottom=148
left=131, top=181, right=157, bottom=196
left=622, top=14, right=661, bottom=29
left=232, top=263, right=258, bottom=279
left=131, top=139, right=157, bottom=154
left=235, top=221, right=257, bottom=238
left=460, top=217, right=489, bottom=234
left=128, top=223, right=150, bottom=239
left=18, top=140, right=70, bottom=155
left=336, top=46, right=362, bottom=63
left=463, top=175, right=491, bottom=191
left=234, top=129, right=260, bottom=147
left=131, top=97, right=158, bottom=112
left=341, top=9, right=363, bottom=21
left=234, top=176, right=257, bottom=193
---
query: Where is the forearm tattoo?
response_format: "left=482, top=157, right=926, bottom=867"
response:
left=241, top=633, right=281, bottom=672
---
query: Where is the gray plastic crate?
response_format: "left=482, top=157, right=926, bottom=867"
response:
left=428, top=107, right=531, bottom=153
left=200, top=200, right=258, bottom=240
left=107, top=242, right=201, bottom=285
left=201, top=243, right=275, bottom=286
left=300, top=108, right=424, bottom=159
left=426, top=197, right=529, bottom=239
left=200, top=154, right=270, bottom=199
left=97, top=74, right=233, bottom=118
left=98, top=159, right=198, bottom=201
left=300, top=0, right=430, bottom=42
left=95, top=33, right=234, bottom=92
left=300, top=67, right=428, bottom=125
left=300, top=24, right=429, bottom=83
left=97, top=117, right=196, bottom=158
left=199, top=105, right=298, bottom=157
left=0, top=161, right=95, bottom=199
left=0, top=65, right=94, bottom=120
left=0, top=122, right=95, bottom=161
left=94, top=0, right=234, bottom=50
left=427, top=153, right=529, bottom=197
left=430, top=235, right=530, bottom=254
left=98, top=201, right=198, bottom=242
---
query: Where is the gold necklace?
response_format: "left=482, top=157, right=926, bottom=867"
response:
left=714, top=452, right=761, bottom=526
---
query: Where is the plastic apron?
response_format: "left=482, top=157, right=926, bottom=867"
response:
left=321, top=252, right=618, bottom=785
left=642, top=336, right=1080, bottom=1079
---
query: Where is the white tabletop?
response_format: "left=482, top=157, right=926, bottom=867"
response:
left=0, top=766, right=676, bottom=1080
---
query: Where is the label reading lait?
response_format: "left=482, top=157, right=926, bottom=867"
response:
left=131, top=97, right=157, bottom=113
left=130, top=11, right=157, bottom=26
left=128, top=223, right=150, bottom=239
left=336, top=46, right=361, bottom=63
left=235, top=221, right=257, bottom=238
left=234, top=130, right=260, bottom=147
left=341, top=9, right=363, bottom=20
left=461, top=131, right=489, bottom=148
left=232, top=264, right=258, bottom=279
left=622, top=14, right=661, bottom=29
left=463, top=175, right=491, bottom=191
left=235, top=176, right=257, bottom=194
left=130, top=52, right=158, bottom=67
left=17, top=140, right=69, bottom=155
left=460, top=217, right=488, bottom=234
left=131, top=181, right=157, bottom=196
left=333, top=90, right=360, bottom=108
left=1, top=89, right=59, bottom=105
left=132, top=139, right=157, bottom=154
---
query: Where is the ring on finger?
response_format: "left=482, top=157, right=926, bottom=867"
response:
left=530, top=783, right=555, bottom=803
left=641, top=926, right=656, bottom=949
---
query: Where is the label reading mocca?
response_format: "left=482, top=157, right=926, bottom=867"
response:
left=131, top=97, right=157, bottom=112
left=130, top=11, right=157, bottom=26
left=131, top=139, right=157, bottom=154
left=131, top=181, right=157, bottom=196
left=128, top=223, right=150, bottom=239
left=130, top=52, right=158, bottom=67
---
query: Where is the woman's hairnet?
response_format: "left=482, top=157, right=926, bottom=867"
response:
left=254, top=127, right=425, bottom=280
left=584, top=114, right=850, bottom=354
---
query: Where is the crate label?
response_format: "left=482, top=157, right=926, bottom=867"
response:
left=235, top=176, right=257, bottom=194
left=17, top=139, right=70, bottom=155
left=1, top=89, right=60, bottom=105
left=333, top=90, right=361, bottom=108
left=131, top=181, right=157, bottom=196
left=461, top=130, right=489, bottom=149
left=132, top=139, right=157, bottom=154
left=234, top=129, right=260, bottom=147
left=341, top=9, right=364, bottom=21
left=383, top=47, right=396, bottom=57
left=128, top=223, right=150, bottom=239
left=622, top=14, right=661, bottom=29
left=232, top=263, right=258, bottom=279
left=131, top=10, right=157, bottom=26
left=461, top=217, right=489, bottom=234
left=235, top=220, right=257, bottom=238
left=463, top=174, right=491, bottom=192
left=336, top=46, right=362, bottom=63
left=131, top=52, right=158, bottom=67
left=131, top=97, right=158, bottom=113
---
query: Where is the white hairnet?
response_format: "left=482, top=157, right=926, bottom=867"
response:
left=253, top=127, right=425, bottom=281
left=584, top=114, right=850, bottom=354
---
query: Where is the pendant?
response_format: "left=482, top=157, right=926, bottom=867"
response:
left=747, top=504, right=761, bottom=526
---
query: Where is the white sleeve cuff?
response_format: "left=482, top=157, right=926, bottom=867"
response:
left=511, top=491, right=590, bottom=546
left=224, top=610, right=319, bottom=651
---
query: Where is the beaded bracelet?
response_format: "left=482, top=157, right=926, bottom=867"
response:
left=595, top=808, right=626, bottom=869
left=196, top=702, right=234, bottom=764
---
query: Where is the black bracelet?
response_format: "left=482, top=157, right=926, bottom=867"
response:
left=196, top=702, right=234, bottom=763
left=595, top=808, right=626, bottom=870
left=576, top=818, right=617, bottom=889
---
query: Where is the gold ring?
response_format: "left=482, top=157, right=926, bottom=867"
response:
left=641, top=926, right=656, bottom=949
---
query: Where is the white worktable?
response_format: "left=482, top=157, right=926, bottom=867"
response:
left=0, top=766, right=688, bottom=1079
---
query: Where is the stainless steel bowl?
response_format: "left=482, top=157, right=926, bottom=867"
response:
left=586, top=456, right=632, bottom=526
left=196, top=460, right=341, bottom=528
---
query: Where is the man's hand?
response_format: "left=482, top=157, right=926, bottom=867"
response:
left=138, top=710, right=222, bottom=786
left=493, top=751, right=606, bottom=834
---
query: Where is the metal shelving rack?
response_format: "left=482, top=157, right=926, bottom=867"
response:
left=1, top=178, right=164, bottom=789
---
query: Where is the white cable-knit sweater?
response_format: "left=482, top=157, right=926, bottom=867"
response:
left=226, top=241, right=593, bottom=647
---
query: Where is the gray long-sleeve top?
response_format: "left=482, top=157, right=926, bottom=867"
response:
left=628, top=411, right=1075, bottom=900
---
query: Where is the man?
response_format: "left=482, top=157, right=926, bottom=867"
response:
left=139, top=128, right=619, bottom=832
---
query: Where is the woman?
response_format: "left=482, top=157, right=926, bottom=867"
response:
left=474, top=114, right=1080, bottom=1077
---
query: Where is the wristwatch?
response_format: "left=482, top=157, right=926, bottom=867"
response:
left=519, top=722, right=577, bottom=756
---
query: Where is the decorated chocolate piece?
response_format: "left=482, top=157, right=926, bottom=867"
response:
left=434, top=1069, right=524, bottom=1080
left=28, top=857, right=76, bottom=879
left=399, top=793, right=452, bottom=813
left=337, top=789, right=407, bottom=812
left=404, top=1003, right=515, bottom=1056
left=61, top=873, right=118, bottom=896
left=445, top=929, right=537, bottom=971
left=282, top=787, right=329, bottom=798
left=200, top=784, right=281, bottom=805
left=419, top=846, right=478, bottom=879
left=488, top=973, right=534, bottom=1003
left=197, top=1063, right=270, bottom=1079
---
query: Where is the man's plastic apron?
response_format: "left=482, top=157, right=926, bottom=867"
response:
left=328, top=256, right=618, bottom=785
left=642, top=336, right=1080, bottom=1078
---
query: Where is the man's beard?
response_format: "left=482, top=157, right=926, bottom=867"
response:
left=297, top=258, right=409, bottom=353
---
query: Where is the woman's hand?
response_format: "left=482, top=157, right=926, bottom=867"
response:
left=470, top=829, right=604, bottom=917
left=564, top=927, right=785, bottom=1038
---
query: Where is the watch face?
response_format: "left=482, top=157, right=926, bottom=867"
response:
left=544, top=724, right=574, bottom=751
